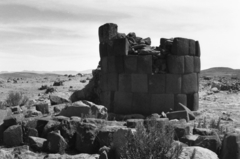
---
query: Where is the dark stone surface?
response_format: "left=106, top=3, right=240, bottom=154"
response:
left=166, top=74, right=181, bottom=94
left=114, top=92, right=132, bottom=114
left=101, top=57, right=108, bottom=73
left=131, top=74, right=148, bottom=92
left=171, top=38, right=189, bottom=55
left=132, top=93, right=151, bottom=115
left=167, top=110, right=189, bottom=122
left=194, top=56, right=201, bottom=73
left=187, top=93, right=199, bottom=111
left=189, top=39, right=196, bottom=56
left=174, top=94, right=187, bottom=110
left=184, top=56, right=194, bottom=73
left=99, top=23, right=118, bottom=43
left=148, top=74, right=166, bottom=93
left=182, top=73, right=198, bottom=94
left=107, top=73, right=118, bottom=91
left=3, top=125, right=23, bottom=147
left=108, top=56, right=124, bottom=73
left=113, top=38, right=129, bottom=56
left=137, top=55, right=152, bottom=73
left=195, top=41, right=201, bottom=57
left=118, top=74, right=131, bottom=92
left=75, top=123, right=98, bottom=153
left=124, top=56, right=138, bottom=73
left=167, top=55, right=184, bottom=74
left=151, top=94, right=174, bottom=113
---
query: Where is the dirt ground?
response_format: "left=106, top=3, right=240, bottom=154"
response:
left=1, top=72, right=240, bottom=132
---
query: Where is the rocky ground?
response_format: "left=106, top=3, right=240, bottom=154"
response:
left=0, top=71, right=240, bottom=159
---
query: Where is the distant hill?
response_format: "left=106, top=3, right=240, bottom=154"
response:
left=201, top=67, right=240, bottom=77
left=0, top=72, right=60, bottom=79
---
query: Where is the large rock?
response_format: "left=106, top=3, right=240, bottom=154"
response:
left=28, top=136, right=47, bottom=151
left=220, top=133, right=240, bottom=159
left=3, top=125, right=23, bottom=147
left=179, top=146, right=218, bottom=159
left=194, top=135, right=221, bottom=154
left=35, top=100, right=50, bottom=114
left=59, top=100, right=107, bottom=119
left=49, top=92, right=70, bottom=105
left=112, top=128, right=136, bottom=159
left=75, top=123, right=99, bottom=153
left=47, top=131, right=68, bottom=154
left=3, top=114, right=25, bottom=128
left=41, top=120, right=61, bottom=138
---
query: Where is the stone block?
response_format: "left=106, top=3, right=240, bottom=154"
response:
left=175, top=94, right=187, bottom=110
left=221, top=133, right=240, bottom=159
left=167, top=55, right=184, bottom=74
left=195, top=41, right=201, bottom=57
left=184, top=56, right=194, bottom=73
left=149, top=74, right=166, bottom=93
left=151, top=94, right=174, bottom=114
left=189, top=39, right=196, bottom=56
left=101, top=57, right=108, bottom=73
left=114, top=92, right=132, bottom=114
left=137, top=55, right=152, bottom=73
left=131, top=74, right=148, bottom=92
left=100, top=91, right=114, bottom=112
left=166, top=74, right=181, bottom=94
left=100, top=74, right=108, bottom=91
left=182, top=73, right=197, bottom=94
left=132, top=93, right=151, bottom=115
left=113, top=38, right=129, bottom=56
left=171, top=38, right=189, bottom=55
left=194, top=57, right=201, bottom=73
left=194, top=135, right=221, bottom=154
left=99, top=43, right=108, bottom=58
left=107, top=73, right=118, bottom=91
left=187, top=93, right=199, bottom=111
left=124, top=56, right=138, bottom=73
left=108, top=56, right=124, bottom=73
left=3, top=125, right=23, bottom=147
left=126, top=119, right=144, bottom=128
left=99, top=23, right=118, bottom=43
left=118, top=74, right=131, bottom=92
left=167, top=110, right=189, bottom=122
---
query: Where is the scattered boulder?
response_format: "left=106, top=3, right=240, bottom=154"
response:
left=75, top=123, right=98, bottom=153
left=59, top=100, right=108, bottom=119
left=28, top=136, right=47, bottom=151
left=47, top=130, right=68, bottom=154
left=49, top=92, right=70, bottom=105
left=3, top=125, right=23, bottom=147
left=53, top=81, right=63, bottom=86
left=220, top=133, right=240, bottom=159
left=179, top=146, right=218, bottom=159
left=35, top=100, right=50, bottom=114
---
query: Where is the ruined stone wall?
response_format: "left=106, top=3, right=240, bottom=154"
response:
left=98, top=23, right=201, bottom=115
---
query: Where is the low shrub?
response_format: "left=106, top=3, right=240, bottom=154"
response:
left=4, top=91, right=29, bottom=107
left=120, top=120, right=183, bottom=159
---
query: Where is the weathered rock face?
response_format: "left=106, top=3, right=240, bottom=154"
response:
left=47, top=131, right=68, bottom=154
left=75, top=123, right=99, bottom=153
left=28, top=136, right=47, bottom=151
left=59, top=100, right=107, bottom=119
left=220, top=133, right=240, bottom=159
left=3, top=125, right=23, bottom=147
left=49, top=92, right=70, bottom=105
left=179, top=146, right=219, bottom=159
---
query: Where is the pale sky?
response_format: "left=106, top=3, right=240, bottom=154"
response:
left=0, top=0, right=239, bottom=72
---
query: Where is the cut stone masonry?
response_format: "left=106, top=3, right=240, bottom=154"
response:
left=99, top=23, right=201, bottom=115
